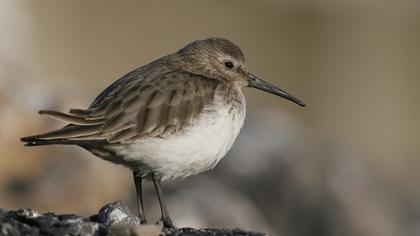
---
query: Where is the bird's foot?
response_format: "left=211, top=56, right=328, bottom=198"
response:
left=163, top=221, right=177, bottom=229
left=157, top=218, right=177, bottom=229
left=139, top=218, right=148, bottom=224
left=137, top=213, right=147, bottom=224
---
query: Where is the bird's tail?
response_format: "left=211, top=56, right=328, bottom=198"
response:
left=20, top=109, right=105, bottom=147
left=20, top=135, right=81, bottom=146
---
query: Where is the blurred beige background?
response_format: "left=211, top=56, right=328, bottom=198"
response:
left=1, top=1, right=419, bottom=236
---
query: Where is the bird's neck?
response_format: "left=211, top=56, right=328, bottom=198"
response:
left=212, top=82, right=246, bottom=113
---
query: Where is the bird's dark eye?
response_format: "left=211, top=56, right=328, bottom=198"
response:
left=224, top=61, right=234, bottom=69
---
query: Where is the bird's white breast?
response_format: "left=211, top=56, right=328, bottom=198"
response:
left=112, top=88, right=246, bottom=181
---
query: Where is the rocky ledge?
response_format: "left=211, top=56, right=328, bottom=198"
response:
left=0, top=202, right=267, bottom=236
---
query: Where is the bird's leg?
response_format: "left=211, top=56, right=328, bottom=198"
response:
left=152, top=173, right=177, bottom=229
left=133, top=170, right=147, bottom=224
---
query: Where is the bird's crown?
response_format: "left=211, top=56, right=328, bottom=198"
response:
left=173, top=38, right=248, bottom=84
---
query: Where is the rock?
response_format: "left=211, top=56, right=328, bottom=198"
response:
left=108, top=224, right=163, bottom=236
left=94, top=201, right=141, bottom=225
left=0, top=207, right=104, bottom=236
left=0, top=202, right=267, bottom=236
left=164, top=228, right=267, bottom=236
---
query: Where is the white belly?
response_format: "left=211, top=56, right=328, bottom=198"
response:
left=111, top=94, right=246, bottom=181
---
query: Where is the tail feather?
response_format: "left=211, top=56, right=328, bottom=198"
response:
left=39, top=110, right=105, bottom=125
left=21, top=109, right=108, bottom=147
left=68, top=108, right=93, bottom=116
left=20, top=135, right=105, bottom=146
left=21, top=136, right=76, bottom=146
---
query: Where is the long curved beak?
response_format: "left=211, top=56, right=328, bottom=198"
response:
left=247, top=73, right=305, bottom=107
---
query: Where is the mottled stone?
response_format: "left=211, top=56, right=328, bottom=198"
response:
left=0, top=202, right=266, bottom=236
left=164, top=228, right=267, bottom=236
left=95, top=201, right=140, bottom=225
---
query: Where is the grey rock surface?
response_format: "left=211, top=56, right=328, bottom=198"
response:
left=0, top=202, right=267, bottom=236
left=93, top=201, right=141, bottom=226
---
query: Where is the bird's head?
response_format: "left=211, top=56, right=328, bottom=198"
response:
left=175, top=37, right=305, bottom=107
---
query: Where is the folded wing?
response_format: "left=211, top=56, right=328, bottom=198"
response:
left=21, top=71, right=219, bottom=146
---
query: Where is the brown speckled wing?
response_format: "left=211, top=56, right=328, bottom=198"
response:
left=34, top=71, right=219, bottom=144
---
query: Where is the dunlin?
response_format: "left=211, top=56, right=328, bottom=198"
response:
left=21, top=38, right=305, bottom=228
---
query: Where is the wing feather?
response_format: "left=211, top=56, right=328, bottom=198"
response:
left=38, top=110, right=105, bottom=125
left=30, top=70, right=219, bottom=144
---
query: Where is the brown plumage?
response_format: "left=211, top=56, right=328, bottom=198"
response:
left=21, top=37, right=305, bottom=229
left=23, top=68, right=220, bottom=145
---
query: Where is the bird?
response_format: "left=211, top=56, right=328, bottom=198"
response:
left=21, top=37, right=305, bottom=229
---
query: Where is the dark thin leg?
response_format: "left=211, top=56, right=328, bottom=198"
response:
left=133, top=170, right=147, bottom=224
left=152, top=174, right=176, bottom=229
